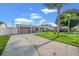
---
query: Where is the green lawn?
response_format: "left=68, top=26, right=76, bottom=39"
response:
left=0, top=35, right=10, bottom=55
left=35, top=32, right=79, bottom=47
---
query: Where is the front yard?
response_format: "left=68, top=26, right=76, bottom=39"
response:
left=0, top=35, right=10, bottom=55
left=35, top=32, right=79, bottom=47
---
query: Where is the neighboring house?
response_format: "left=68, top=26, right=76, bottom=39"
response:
left=73, top=25, right=79, bottom=32
left=0, top=22, right=7, bottom=30
left=60, top=25, right=79, bottom=32
left=0, top=21, right=17, bottom=35
left=0, top=27, right=17, bottom=35
left=40, top=24, right=56, bottom=32
left=60, top=26, right=68, bottom=32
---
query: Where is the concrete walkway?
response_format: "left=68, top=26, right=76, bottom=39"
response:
left=2, top=35, right=39, bottom=56
left=22, top=34, right=79, bottom=56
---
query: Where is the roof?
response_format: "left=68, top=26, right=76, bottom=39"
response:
left=16, top=24, right=40, bottom=28
left=74, top=25, right=79, bottom=29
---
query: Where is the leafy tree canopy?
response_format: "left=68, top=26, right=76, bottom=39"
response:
left=44, top=3, right=64, bottom=9
left=60, top=9, right=79, bottom=28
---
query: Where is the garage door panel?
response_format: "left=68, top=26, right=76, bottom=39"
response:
left=20, top=28, right=30, bottom=34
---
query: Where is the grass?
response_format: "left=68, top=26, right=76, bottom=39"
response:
left=0, top=35, right=10, bottom=55
left=35, top=32, right=79, bottom=47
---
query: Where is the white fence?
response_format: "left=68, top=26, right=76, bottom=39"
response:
left=0, top=27, right=17, bottom=35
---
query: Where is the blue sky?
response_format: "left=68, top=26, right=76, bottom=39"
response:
left=0, top=3, right=79, bottom=27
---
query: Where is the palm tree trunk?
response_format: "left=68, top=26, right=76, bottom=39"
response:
left=57, top=8, right=61, bottom=36
left=68, top=20, right=70, bottom=32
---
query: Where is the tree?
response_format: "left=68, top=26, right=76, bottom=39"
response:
left=60, top=9, right=79, bottom=32
left=64, top=13, right=77, bottom=32
left=44, top=3, right=64, bottom=36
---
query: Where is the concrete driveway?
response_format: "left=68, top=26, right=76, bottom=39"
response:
left=2, top=35, right=39, bottom=56
left=2, top=34, right=79, bottom=56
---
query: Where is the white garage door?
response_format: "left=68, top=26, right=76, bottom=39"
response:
left=20, top=28, right=30, bottom=34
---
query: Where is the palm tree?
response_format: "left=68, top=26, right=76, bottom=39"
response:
left=66, top=13, right=72, bottom=32
left=66, top=9, right=78, bottom=32
left=44, top=3, right=64, bottom=36
left=61, top=9, right=78, bottom=32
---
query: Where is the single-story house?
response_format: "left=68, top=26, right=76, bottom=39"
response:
left=16, top=24, right=46, bottom=34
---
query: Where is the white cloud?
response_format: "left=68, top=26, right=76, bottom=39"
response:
left=30, top=13, right=38, bottom=16
left=30, top=13, right=42, bottom=19
left=15, top=22, right=23, bottom=24
left=39, top=19, right=46, bottom=24
left=40, top=19, right=46, bottom=22
left=41, top=8, right=57, bottom=14
left=48, top=23, right=57, bottom=27
left=15, top=18, right=34, bottom=24
left=30, top=15, right=42, bottom=19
